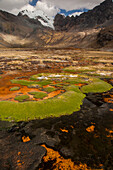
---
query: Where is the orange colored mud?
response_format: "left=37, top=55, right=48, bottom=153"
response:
left=0, top=79, right=43, bottom=102
left=44, top=90, right=64, bottom=99
left=0, top=72, right=64, bottom=102
left=43, top=85, right=50, bottom=88
left=40, top=145, right=92, bottom=170
left=75, top=83, right=87, bottom=87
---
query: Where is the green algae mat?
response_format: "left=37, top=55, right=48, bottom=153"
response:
left=0, top=73, right=112, bottom=122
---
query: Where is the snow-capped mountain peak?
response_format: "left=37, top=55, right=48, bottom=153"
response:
left=19, top=9, right=54, bottom=29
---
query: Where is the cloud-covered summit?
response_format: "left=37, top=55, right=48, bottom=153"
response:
left=0, top=0, right=105, bottom=17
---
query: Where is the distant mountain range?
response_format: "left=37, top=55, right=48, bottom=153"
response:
left=0, top=0, right=113, bottom=50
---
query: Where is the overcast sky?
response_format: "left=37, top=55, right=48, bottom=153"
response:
left=0, top=0, right=104, bottom=16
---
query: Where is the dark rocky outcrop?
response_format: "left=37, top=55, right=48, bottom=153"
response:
left=97, top=25, right=113, bottom=47
left=54, top=0, right=113, bottom=31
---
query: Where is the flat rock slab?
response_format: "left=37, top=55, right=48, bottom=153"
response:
left=0, top=131, right=46, bottom=170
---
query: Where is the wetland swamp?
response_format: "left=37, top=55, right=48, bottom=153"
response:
left=0, top=48, right=113, bottom=169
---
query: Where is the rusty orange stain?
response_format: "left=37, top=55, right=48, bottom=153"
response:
left=86, top=125, right=95, bottom=133
left=0, top=74, right=43, bottom=102
left=44, top=90, right=64, bottom=99
left=94, top=134, right=99, bottom=138
left=43, top=85, right=50, bottom=88
left=104, top=98, right=110, bottom=103
left=18, top=152, right=21, bottom=156
left=17, top=161, right=24, bottom=167
left=91, top=122, right=95, bottom=125
left=105, top=129, right=113, bottom=138
left=104, top=98, right=113, bottom=103
left=41, top=144, right=93, bottom=170
left=0, top=73, right=65, bottom=102
left=17, top=163, right=22, bottom=167
left=75, top=83, right=87, bottom=87
left=106, top=129, right=113, bottom=134
left=60, top=128, right=69, bottom=133
left=22, top=136, right=30, bottom=143
left=17, top=160, right=20, bottom=163
left=70, top=125, right=74, bottom=129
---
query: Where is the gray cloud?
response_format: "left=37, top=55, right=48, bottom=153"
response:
left=0, top=0, right=30, bottom=11
left=0, top=0, right=104, bottom=16
left=38, top=0, right=104, bottom=11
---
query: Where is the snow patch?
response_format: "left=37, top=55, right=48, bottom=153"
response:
left=20, top=9, right=54, bottom=29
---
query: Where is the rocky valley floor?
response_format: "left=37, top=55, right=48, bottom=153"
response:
left=0, top=48, right=113, bottom=169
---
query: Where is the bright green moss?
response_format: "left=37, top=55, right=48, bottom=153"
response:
left=44, top=87, right=56, bottom=93
left=1, top=74, right=112, bottom=122
left=14, top=95, right=29, bottom=102
left=11, top=79, right=51, bottom=87
left=63, top=67, right=96, bottom=73
left=63, top=69, right=75, bottom=73
left=10, top=87, right=20, bottom=91
left=63, top=78, right=87, bottom=84
left=29, top=91, right=47, bottom=99
left=81, top=79, right=112, bottom=93
left=0, top=91, right=85, bottom=122
left=37, top=80, right=52, bottom=86
left=65, top=85, right=82, bottom=93
left=28, top=84, right=41, bottom=88
left=54, top=83, right=64, bottom=87
left=11, top=79, right=39, bottom=86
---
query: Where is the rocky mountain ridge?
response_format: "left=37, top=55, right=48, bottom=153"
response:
left=54, top=0, right=113, bottom=31
left=0, top=0, right=113, bottom=50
